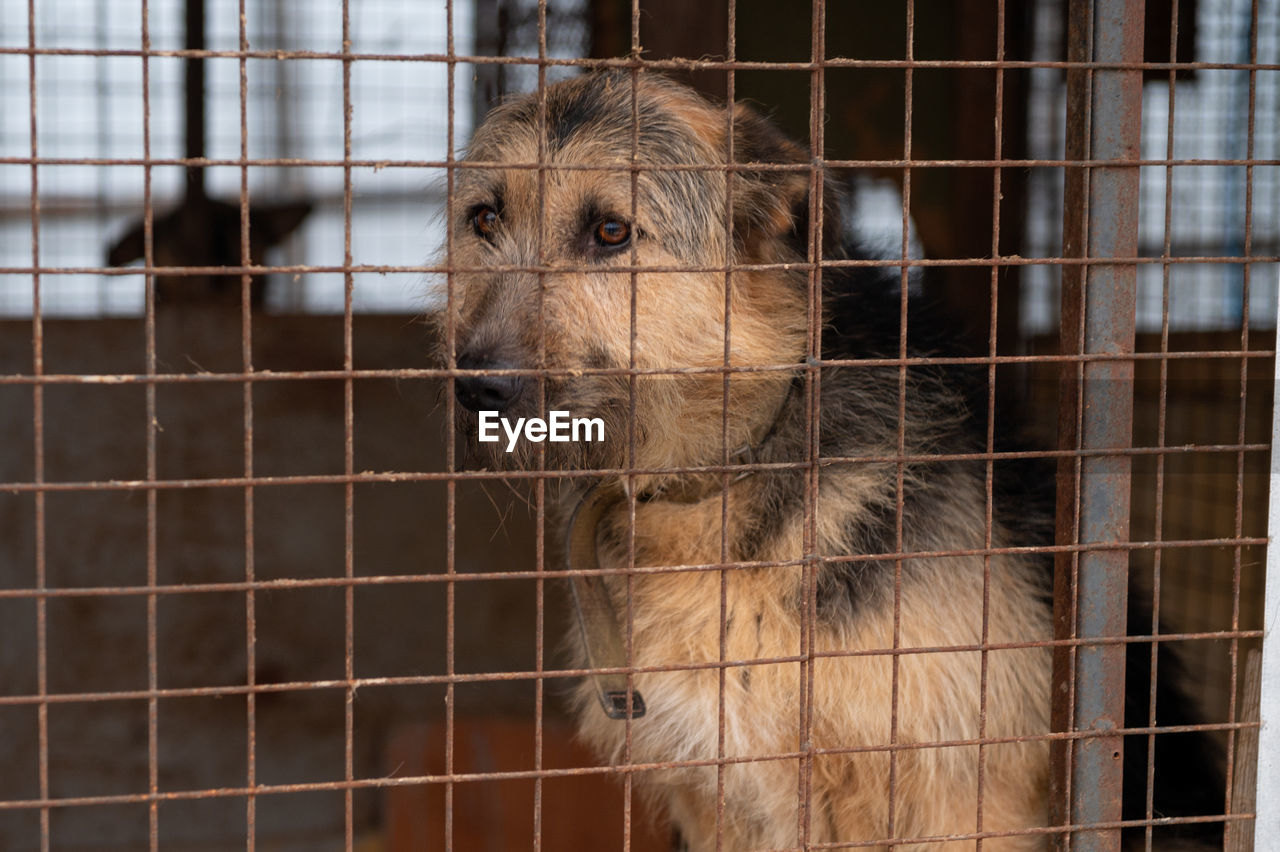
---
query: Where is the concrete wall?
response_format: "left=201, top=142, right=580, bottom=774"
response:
left=0, top=310, right=559, bottom=851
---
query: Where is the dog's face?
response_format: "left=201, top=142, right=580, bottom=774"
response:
left=440, top=73, right=813, bottom=472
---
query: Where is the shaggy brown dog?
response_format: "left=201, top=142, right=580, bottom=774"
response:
left=439, top=71, right=1222, bottom=851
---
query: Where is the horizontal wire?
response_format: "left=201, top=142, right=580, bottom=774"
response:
left=3, top=253, right=1278, bottom=277
left=0, top=537, right=1266, bottom=601
left=2, top=45, right=1278, bottom=72
left=5, top=155, right=1280, bottom=170
left=0, top=443, right=1268, bottom=493
left=0, top=349, right=1275, bottom=385
left=0, top=721, right=1262, bottom=813
left=0, top=628, right=1263, bottom=709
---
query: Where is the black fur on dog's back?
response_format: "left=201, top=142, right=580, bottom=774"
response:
left=815, top=233, right=1227, bottom=847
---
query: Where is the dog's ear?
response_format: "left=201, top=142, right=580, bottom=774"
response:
left=729, top=102, right=843, bottom=260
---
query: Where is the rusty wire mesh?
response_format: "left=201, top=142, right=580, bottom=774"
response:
left=0, top=0, right=1275, bottom=850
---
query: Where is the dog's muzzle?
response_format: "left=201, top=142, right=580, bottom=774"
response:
left=453, top=353, right=526, bottom=413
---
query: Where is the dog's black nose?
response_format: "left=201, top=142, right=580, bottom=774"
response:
left=454, top=353, right=525, bottom=413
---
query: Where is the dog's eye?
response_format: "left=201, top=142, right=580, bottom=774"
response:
left=594, top=219, right=631, bottom=248
left=472, top=205, right=499, bottom=239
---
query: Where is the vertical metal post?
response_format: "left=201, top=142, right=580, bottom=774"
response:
left=1255, top=269, right=1280, bottom=849
left=183, top=0, right=206, bottom=201
left=1051, top=0, right=1144, bottom=850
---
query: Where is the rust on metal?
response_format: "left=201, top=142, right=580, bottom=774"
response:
left=1052, top=0, right=1146, bottom=849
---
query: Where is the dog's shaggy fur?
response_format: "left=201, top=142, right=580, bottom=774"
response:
left=440, top=71, right=1224, bottom=851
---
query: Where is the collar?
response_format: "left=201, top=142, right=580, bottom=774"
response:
left=568, top=374, right=799, bottom=719
left=631, top=374, right=799, bottom=504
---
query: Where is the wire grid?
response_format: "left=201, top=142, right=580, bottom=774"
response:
left=0, top=0, right=1274, bottom=850
left=0, top=0, right=477, bottom=317
left=1021, top=0, right=1280, bottom=334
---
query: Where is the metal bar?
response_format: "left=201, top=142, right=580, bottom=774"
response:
left=25, top=0, right=49, bottom=848
left=4, top=45, right=1280, bottom=72
left=0, top=638, right=1265, bottom=707
left=1050, top=0, right=1087, bottom=834
left=534, top=9, right=550, bottom=852
left=1144, top=4, right=1181, bottom=848
left=623, top=5, right=642, bottom=848
left=236, top=0, right=258, bottom=845
left=0, top=752, right=1259, bottom=811
left=339, top=0, right=356, bottom=846
left=0, top=556, right=1266, bottom=603
left=716, top=1, right=740, bottom=847
left=1255, top=269, right=1280, bottom=849
left=442, top=0, right=460, bottom=846
left=8, top=253, right=1280, bottom=278
left=141, top=0, right=160, bottom=847
left=1, top=348, right=1276, bottom=386
left=8, top=154, right=1280, bottom=171
left=1052, top=0, right=1145, bottom=849
left=977, top=4, right=1008, bottom=847
left=1223, top=5, right=1260, bottom=850
left=884, top=3, right=916, bottom=844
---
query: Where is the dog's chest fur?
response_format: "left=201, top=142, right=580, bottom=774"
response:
left=562, top=472, right=1054, bottom=851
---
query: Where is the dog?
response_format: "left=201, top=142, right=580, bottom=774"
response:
left=439, top=71, right=1224, bottom=851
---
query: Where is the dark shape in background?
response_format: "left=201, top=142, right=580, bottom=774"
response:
left=105, top=0, right=311, bottom=307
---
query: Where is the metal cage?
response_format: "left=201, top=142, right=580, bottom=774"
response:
left=0, top=0, right=1275, bottom=849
